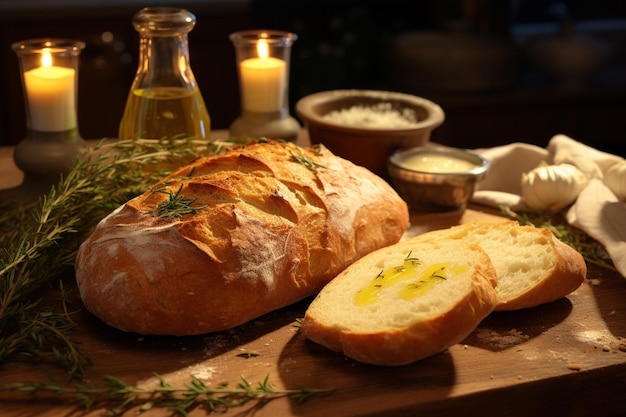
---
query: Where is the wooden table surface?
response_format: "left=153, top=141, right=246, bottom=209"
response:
left=1, top=134, right=626, bottom=417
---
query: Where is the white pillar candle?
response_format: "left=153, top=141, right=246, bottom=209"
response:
left=239, top=39, right=286, bottom=113
left=23, top=51, right=76, bottom=132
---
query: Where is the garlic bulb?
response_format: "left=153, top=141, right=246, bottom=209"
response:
left=603, top=160, right=626, bottom=202
left=521, top=163, right=588, bottom=212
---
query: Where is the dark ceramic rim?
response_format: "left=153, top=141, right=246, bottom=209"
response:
left=295, top=89, right=445, bottom=133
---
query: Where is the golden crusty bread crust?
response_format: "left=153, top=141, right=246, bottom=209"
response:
left=75, top=140, right=409, bottom=335
left=301, top=239, right=498, bottom=366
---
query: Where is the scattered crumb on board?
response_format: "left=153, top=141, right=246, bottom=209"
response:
left=475, top=328, right=530, bottom=349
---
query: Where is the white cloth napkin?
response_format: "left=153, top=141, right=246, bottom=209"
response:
left=470, top=134, right=626, bottom=278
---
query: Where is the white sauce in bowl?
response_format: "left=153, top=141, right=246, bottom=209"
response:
left=398, top=153, right=477, bottom=173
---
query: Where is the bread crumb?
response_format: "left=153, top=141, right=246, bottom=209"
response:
left=567, top=364, right=581, bottom=371
left=476, top=328, right=530, bottom=349
left=190, top=366, right=217, bottom=381
left=575, top=330, right=625, bottom=352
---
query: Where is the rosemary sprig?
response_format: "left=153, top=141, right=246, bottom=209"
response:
left=500, top=205, right=617, bottom=272
left=151, top=185, right=207, bottom=219
left=0, top=137, right=333, bottom=414
left=0, top=284, right=89, bottom=378
left=290, top=150, right=326, bottom=171
left=0, top=137, right=236, bottom=378
left=0, top=374, right=329, bottom=416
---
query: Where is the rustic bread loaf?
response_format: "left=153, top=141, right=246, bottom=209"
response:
left=412, top=221, right=587, bottom=310
left=301, top=239, right=498, bottom=366
left=75, top=140, right=409, bottom=335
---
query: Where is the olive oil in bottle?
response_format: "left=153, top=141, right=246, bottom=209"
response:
left=118, top=86, right=209, bottom=140
left=118, top=7, right=211, bottom=140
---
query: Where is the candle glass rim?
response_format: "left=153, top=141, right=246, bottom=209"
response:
left=229, top=30, right=297, bottom=47
left=11, top=38, right=86, bottom=57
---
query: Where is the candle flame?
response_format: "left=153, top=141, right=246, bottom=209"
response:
left=41, top=49, right=52, bottom=68
left=257, top=39, right=269, bottom=59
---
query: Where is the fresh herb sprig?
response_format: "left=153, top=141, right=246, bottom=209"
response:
left=500, top=205, right=617, bottom=272
left=0, top=374, right=329, bottom=416
left=0, top=137, right=332, bottom=414
left=151, top=185, right=207, bottom=219
left=290, top=150, right=326, bottom=171
left=0, top=137, right=235, bottom=377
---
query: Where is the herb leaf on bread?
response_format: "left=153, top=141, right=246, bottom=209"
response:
left=151, top=185, right=207, bottom=219
left=0, top=137, right=237, bottom=376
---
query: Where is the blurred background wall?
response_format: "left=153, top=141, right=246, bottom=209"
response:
left=1, top=0, right=625, bottom=155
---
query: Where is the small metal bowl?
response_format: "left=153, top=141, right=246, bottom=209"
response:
left=387, top=147, right=490, bottom=212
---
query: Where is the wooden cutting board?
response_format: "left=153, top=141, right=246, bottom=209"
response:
left=1, top=207, right=626, bottom=417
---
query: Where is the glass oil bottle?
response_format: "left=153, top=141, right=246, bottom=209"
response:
left=118, top=7, right=211, bottom=140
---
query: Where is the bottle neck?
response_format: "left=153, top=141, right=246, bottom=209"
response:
left=134, top=34, right=196, bottom=90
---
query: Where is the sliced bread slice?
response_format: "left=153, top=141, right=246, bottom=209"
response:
left=413, top=221, right=587, bottom=310
left=301, top=239, right=498, bottom=366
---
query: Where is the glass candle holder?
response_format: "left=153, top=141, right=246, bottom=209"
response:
left=10, top=38, right=86, bottom=200
left=229, top=30, right=300, bottom=142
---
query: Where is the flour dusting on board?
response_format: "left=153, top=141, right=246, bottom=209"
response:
left=476, top=328, right=530, bottom=349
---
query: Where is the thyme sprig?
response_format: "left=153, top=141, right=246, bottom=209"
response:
left=500, top=205, right=617, bottom=272
left=0, top=374, right=329, bottom=416
left=0, top=137, right=236, bottom=378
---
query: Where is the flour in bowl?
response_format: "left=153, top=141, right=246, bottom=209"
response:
left=322, top=102, right=419, bottom=127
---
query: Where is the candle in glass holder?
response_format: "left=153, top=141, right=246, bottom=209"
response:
left=23, top=50, right=76, bottom=132
left=229, top=30, right=299, bottom=141
left=239, top=39, right=286, bottom=113
left=8, top=38, right=85, bottom=203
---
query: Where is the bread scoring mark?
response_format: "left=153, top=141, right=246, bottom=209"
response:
left=91, top=219, right=177, bottom=243
left=99, top=271, right=129, bottom=298
left=106, top=242, right=119, bottom=257
left=355, top=253, right=466, bottom=306
left=315, top=165, right=376, bottom=241
left=230, top=207, right=296, bottom=289
left=88, top=218, right=186, bottom=284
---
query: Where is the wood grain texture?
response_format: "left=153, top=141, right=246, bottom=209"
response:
left=1, top=136, right=625, bottom=417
